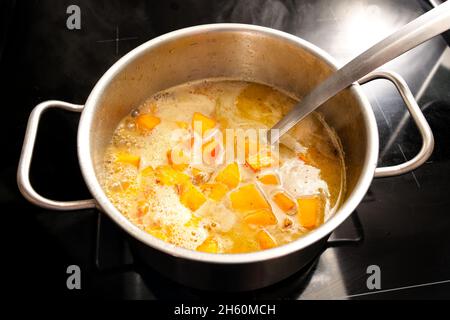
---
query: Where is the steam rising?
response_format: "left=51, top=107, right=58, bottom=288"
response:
left=216, top=0, right=292, bottom=30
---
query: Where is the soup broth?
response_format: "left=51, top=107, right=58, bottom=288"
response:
left=101, top=80, right=345, bottom=253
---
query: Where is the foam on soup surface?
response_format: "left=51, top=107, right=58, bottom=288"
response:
left=101, top=80, right=345, bottom=253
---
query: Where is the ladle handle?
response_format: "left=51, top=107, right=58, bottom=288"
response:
left=270, top=1, right=450, bottom=143
left=17, top=100, right=97, bottom=211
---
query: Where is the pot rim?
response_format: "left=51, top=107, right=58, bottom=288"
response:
left=78, top=23, right=378, bottom=264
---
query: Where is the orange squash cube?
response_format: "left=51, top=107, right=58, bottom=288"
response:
left=244, top=209, right=277, bottom=226
left=120, top=181, right=130, bottom=189
left=116, top=152, right=140, bottom=168
left=180, top=182, right=207, bottom=211
left=256, top=230, right=276, bottom=249
left=140, top=166, right=154, bottom=177
left=197, top=238, right=218, bottom=253
left=246, top=150, right=276, bottom=172
left=233, top=137, right=260, bottom=163
left=146, top=227, right=168, bottom=241
left=176, top=121, right=189, bottom=129
left=272, top=192, right=296, bottom=213
left=185, top=214, right=202, bottom=228
left=139, top=166, right=156, bottom=191
left=136, top=199, right=149, bottom=216
left=155, top=165, right=189, bottom=186
left=167, top=148, right=190, bottom=171
left=201, top=183, right=229, bottom=201
left=192, top=167, right=203, bottom=177
left=244, top=138, right=260, bottom=158
left=297, top=196, right=323, bottom=229
left=258, top=174, right=279, bottom=185
left=192, top=112, right=216, bottom=137
left=136, top=114, right=161, bottom=131
left=215, top=163, right=240, bottom=189
left=230, top=184, right=270, bottom=212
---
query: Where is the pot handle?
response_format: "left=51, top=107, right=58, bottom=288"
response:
left=17, top=100, right=97, bottom=210
left=358, top=71, right=434, bottom=178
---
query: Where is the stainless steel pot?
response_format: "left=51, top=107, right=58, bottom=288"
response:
left=17, top=24, right=434, bottom=291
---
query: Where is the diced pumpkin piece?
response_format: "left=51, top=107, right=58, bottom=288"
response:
left=215, top=163, right=240, bottom=189
left=110, top=180, right=134, bottom=193
left=197, top=238, right=218, bottom=253
left=136, top=114, right=161, bottom=131
left=297, top=196, right=323, bottom=229
left=192, top=112, right=216, bottom=136
left=192, top=168, right=203, bottom=177
left=256, top=230, right=276, bottom=249
left=233, top=137, right=260, bottom=162
left=258, top=174, right=279, bottom=185
left=246, top=150, right=276, bottom=172
left=167, top=148, right=190, bottom=171
left=140, top=166, right=154, bottom=177
left=244, top=209, right=277, bottom=226
left=272, top=192, right=296, bottom=213
left=244, top=138, right=260, bottom=158
left=137, top=200, right=149, bottom=216
left=230, top=184, right=270, bottom=212
left=116, top=152, right=140, bottom=168
left=176, top=121, right=189, bottom=129
left=185, top=214, right=202, bottom=228
left=174, top=170, right=191, bottom=184
left=120, top=181, right=131, bottom=191
left=139, top=166, right=156, bottom=191
left=201, top=183, right=229, bottom=201
left=146, top=227, right=168, bottom=241
left=180, top=182, right=207, bottom=211
left=155, top=165, right=189, bottom=186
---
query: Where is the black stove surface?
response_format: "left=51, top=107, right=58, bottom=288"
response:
left=2, top=0, right=450, bottom=300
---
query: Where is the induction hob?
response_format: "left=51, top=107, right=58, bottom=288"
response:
left=2, top=0, right=449, bottom=300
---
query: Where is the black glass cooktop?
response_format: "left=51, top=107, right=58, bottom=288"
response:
left=2, top=0, right=449, bottom=299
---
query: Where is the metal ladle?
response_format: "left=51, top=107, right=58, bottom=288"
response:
left=269, top=1, right=450, bottom=144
